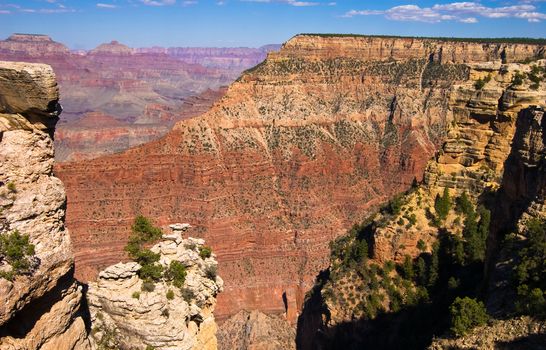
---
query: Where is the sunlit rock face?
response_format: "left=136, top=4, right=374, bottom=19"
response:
left=0, top=61, right=90, bottom=349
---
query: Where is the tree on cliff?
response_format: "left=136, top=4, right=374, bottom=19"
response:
left=435, top=187, right=451, bottom=222
left=449, top=297, right=488, bottom=336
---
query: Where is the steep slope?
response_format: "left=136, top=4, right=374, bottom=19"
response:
left=296, top=59, right=546, bottom=349
left=55, top=35, right=545, bottom=326
left=0, top=62, right=90, bottom=349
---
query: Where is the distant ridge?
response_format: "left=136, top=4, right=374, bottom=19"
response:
left=297, top=33, right=546, bottom=45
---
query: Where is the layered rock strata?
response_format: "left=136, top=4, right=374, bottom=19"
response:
left=0, top=61, right=90, bottom=349
left=295, top=58, right=546, bottom=348
left=88, top=236, right=223, bottom=350
left=55, top=35, right=545, bottom=324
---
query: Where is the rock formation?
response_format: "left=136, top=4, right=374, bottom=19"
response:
left=217, top=310, right=296, bottom=350
left=54, top=35, right=545, bottom=329
left=295, top=56, right=546, bottom=348
left=0, top=61, right=90, bottom=349
left=88, top=236, right=223, bottom=350
left=0, top=34, right=273, bottom=161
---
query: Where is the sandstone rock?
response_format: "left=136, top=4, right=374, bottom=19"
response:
left=0, top=61, right=90, bottom=348
left=88, top=236, right=223, bottom=350
left=429, top=316, right=546, bottom=350
left=0, top=61, right=60, bottom=120
left=217, top=310, right=296, bottom=350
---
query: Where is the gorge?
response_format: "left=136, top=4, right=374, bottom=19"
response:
left=55, top=34, right=546, bottom=330
left=1, top=33, right=546, bottom=349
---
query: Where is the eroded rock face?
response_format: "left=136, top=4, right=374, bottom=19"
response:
left=295, top=59, right=546, bottom=349
left=217, top=310, right=296, bottom=350
left=54, top=35, right=545, bottom=324
left=0, top=61, right=90, bottom=349
left=88, top=236, right=223, bottom=350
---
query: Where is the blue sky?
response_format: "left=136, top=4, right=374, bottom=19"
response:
left=1, top=0, right=545, bottom=49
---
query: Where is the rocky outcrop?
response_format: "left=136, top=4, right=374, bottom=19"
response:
left=0, top=34, right=70, bottom=57
left=53, top=35, right=546, bottom=326
left=0, top=61, right=90, bottom=349
left=88, top=236, right=223, bottom=350
left=429, top=316, right=546, bottom=349
left=217, top=310, right=296, bottom=350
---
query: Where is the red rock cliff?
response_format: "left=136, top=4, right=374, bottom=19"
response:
left=55, top=34, right=544, bottom=323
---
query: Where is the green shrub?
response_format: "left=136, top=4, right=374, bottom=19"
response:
left=166, top=289, right=175, bottom=300
left=449, top=297, right=488, bottom=336
left=199, top=246, right=212, bottom=259
left=181, top=287, right=195, bottom=303
left=131, top=215, right=163, bottom=243
left=138, top=258, right=163, bottom=282
left=132, top=291, right=140, bottom=299
left=205, top=264, right=217, bottom=280
left=6, top=182, right=16, bottom=193
left=0, top=230, right=36, bottom=280
left=434, top=187, right=451, bottom=222
left=141, top=281, right=156, bottom=292
left=512, top=72, right=525, bottom=86
left=474, top=78, right=485, bottom=90
left=165, top=261, right=187, bottom=288
left=417, top=239, right=426, bottom=251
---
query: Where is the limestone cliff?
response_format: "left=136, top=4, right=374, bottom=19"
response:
left=296, top=59, right=546, bottom=349
left=0, top=61, right=90, bottom=349
left=88, top=235, right=223, bottom=350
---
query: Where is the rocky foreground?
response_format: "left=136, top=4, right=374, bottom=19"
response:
left=88, top=236, right=223, bottom=350
left=0, top=61, right=90, bottom=349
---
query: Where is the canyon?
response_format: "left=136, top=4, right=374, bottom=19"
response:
left=0, top=34, right=277, bottom=161
left=55, top=34, right=546, bottom=331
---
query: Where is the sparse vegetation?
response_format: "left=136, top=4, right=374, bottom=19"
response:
left=474, top=74, right=491, bottom=90
left=141, top=281, right=155, bottom=292
left=449, top=297, right=488, bottom=336
left=205, top=264, right=217, bottom=280
left=132, top=291, right=140, bottom=299
left=6, top=182, right=16, bottom=193
left=165, top=260, right=187, bottom=288
left=0, top=230, right=36, bottom=281
left=199, top=246, right=212, bottom=259
left=166, top=289, right=175, bottom=300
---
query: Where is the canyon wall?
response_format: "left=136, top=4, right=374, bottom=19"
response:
left=0, top=61, right=90, bottom=349
left=55, top=35, right=545, bottom=326
left=295, top=57, right=546, bottom=349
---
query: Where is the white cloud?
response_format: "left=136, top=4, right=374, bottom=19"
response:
left=141, top=0, right=176, bottom=6
left=242, top=0, right=320, bottom=6
left=0, top=10, right=10, bottom=14
left=97, top=3, right=118, bottom=8
left=343, top=2, right=546, bottom=23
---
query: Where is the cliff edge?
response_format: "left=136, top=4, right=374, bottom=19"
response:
left=0, top=61, right=90, bottom=349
